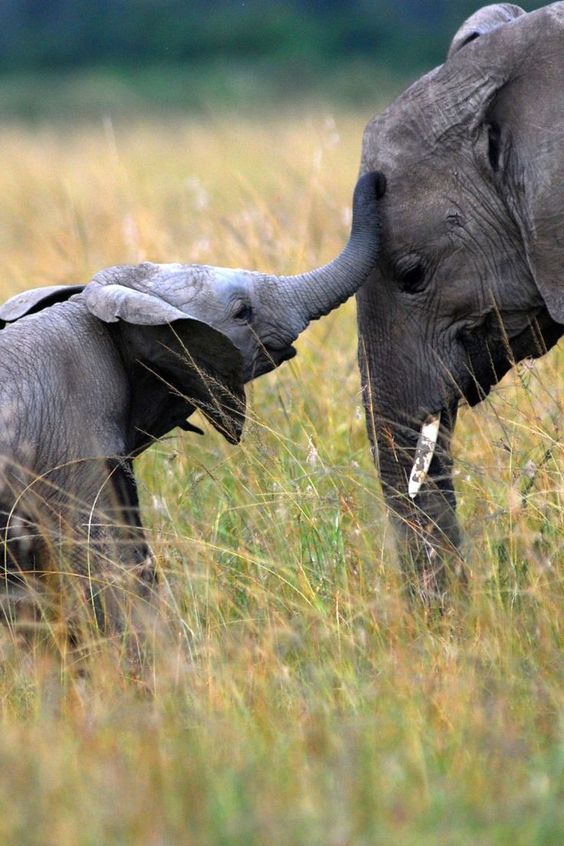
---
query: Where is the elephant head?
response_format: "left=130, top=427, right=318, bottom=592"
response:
left=1, top=171, right=385, bottom=449
left=357, top=3, right=563, bottom=596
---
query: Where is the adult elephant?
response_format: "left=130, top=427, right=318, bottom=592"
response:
left=357, top=3, right=563, bottom=599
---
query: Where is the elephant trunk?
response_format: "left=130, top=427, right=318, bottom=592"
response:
left=357, top=330, right=464, bottom=604
left=376, top=405, right=462, bottom=604
left=262, top=171, right=386, bottom=332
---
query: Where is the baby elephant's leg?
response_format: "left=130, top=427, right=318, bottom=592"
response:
left=0, top=502, right=47, bottom=626
left=108, top=458, right=157, bottom=597
left=69, top=459, right=159, bottom=667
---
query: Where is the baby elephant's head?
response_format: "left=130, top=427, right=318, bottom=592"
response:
left=0, top=171, right=385, bottom=444
left=84, top=170, right=386, bottom=440
left=85, top=170, right=386, bottom=382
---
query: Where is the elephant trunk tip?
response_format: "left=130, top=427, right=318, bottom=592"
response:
left=372, top=170, right=388, bottom=200
left=351, top=170, right=387, bottom=234
left=274, top=168, right=386, bottom=330
left=356, top=170, right=387, bottom=200
left=375, top=172, right=387, bottom=199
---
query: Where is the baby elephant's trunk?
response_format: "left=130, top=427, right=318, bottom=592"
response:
left=263, top=171, right=386, bottom=330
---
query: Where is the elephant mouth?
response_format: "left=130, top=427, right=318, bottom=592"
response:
left=406, top=312, right=564, bottom=501
left=247, top=343, right=297, bottom=380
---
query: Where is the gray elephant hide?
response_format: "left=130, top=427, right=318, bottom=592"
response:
left=356, top=2, right=563, bottom=599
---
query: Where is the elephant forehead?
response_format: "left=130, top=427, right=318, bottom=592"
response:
left=362, top=107, right=421, bottom=174
left=362, top=82, right=487, bottom=247
left=364, top=92, right=475, bottom=173
left=141, top=262, right=211, bottom=291
left=362, top=152, right=453, bottom=245
left=140, top=263, right=249, bottom=308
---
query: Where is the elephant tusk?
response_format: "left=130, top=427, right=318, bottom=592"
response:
left=408, top=413, right=441, bottom=499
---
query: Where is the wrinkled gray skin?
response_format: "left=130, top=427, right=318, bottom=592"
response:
left=0, top=171, right=384, bottom=636
left=357, top=3, right=563, bottom=600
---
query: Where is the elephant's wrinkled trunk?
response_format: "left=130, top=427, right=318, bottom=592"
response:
left=377, top=406, right=463, bottom=604
left=263, top=171, right=386, bottom=331
left=357, top=337, right=464, bottom=603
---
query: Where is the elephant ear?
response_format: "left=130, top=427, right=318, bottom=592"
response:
left=447, top=4, right=525, bottom=57
left=84, top=263, right=191, bottom=324
left=85, top=264, right=246, bottom=443
left=0, top=284, right=85, bottom=327
left=522, top=159, right=564, bottom=324
left=123, top=320, right=246, bottom=444
left=481, top=5, right=564, bottom=324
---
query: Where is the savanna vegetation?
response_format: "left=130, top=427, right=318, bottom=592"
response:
left=0, top=107, right=561, bottom=844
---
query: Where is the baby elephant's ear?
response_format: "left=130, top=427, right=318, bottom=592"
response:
left=85, top=264, right=246, bottom=444
left=84, top=265, right=189, bottom=324
left=0, top=284, right=85, bottom=326
left=125, top=321, right=246, bottom=445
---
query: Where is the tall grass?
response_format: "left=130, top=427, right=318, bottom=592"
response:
left=0, top=111, right=562, bottom=845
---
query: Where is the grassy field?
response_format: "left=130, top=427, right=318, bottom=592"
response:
left=0, top=110, right=562, bottom=845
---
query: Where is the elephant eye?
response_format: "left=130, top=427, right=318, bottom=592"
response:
left=396, top=257, right=427, bottom=293
left=233, top=302, right=253, bottom=323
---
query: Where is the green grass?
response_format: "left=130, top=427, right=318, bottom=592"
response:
left=0, top=112, right=562, bottom=845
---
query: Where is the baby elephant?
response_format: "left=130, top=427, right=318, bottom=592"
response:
left=0, top=171, right=385, bottom=637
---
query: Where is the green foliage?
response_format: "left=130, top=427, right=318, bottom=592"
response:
left=0, top=0, right=549, bottom=117
left=1, top=1, right=548, bottom=73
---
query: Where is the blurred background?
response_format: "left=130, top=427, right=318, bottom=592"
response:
left=0, top=0, right=547, bottom=121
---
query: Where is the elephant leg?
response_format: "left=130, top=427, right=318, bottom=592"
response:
left=0, top=461, right=158, bottom=672
left=75, top=459, right=157, bottom=636
left=106, top=458, right=157, bottom=597
left=32, top=458, right=159, bottom=674
left=0, top=503, right=48, bottom=627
